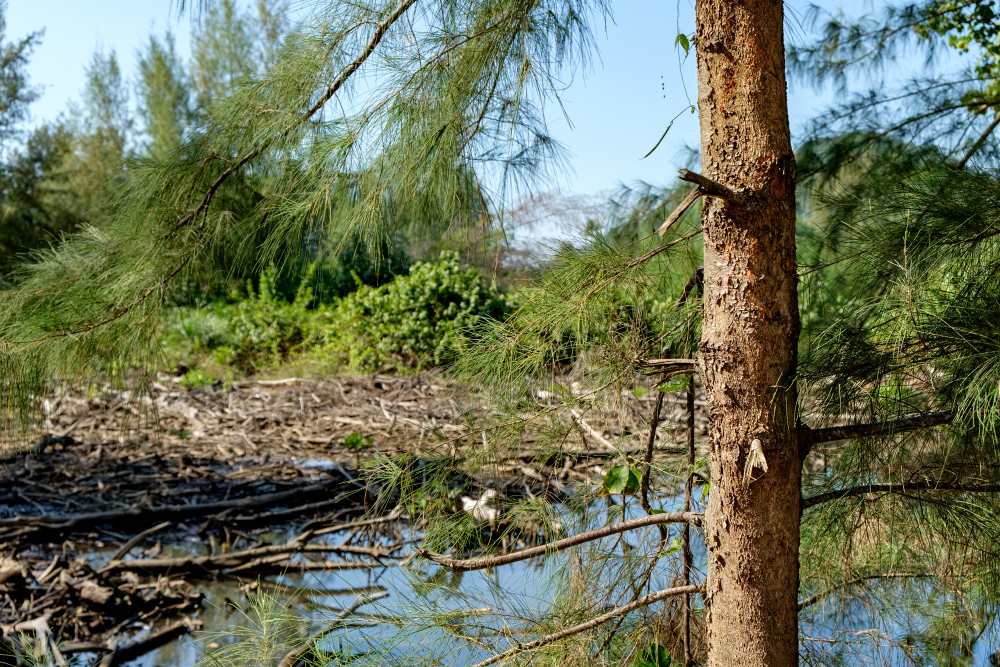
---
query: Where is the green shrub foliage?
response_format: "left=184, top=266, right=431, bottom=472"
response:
left=323, top=251, right=509, bottom=372
left=161, top=252, right=508, bottom=374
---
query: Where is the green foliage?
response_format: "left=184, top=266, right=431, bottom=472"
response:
left=0, top=123, right=83, bottom=275
left=178, top=367, right=216, bottom=388
left=322, top=251, right=509, bottom=372
left=915, top=0, right=1000, bottom=83
left=339, top=432, right=374, bottom=449
left=633, top=643, right=672, bottom=667
left=0, top=0, right=39, bottom=148
left=601, top=465, right=641, bottom=496
left=162, top=253, right=506, bottom=376
left=136, top=33, right=190, bottom=157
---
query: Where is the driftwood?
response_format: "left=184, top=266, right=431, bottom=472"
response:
left=98, top=619, right=194, bottom=667
left=0, top=373, right=711, bottom=662
left=0, top=479, right=346, bottom=536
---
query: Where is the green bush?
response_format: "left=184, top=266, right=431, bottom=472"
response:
left=320, top=251, right=509, bottom=372
left=161, top=252, right=509, bottom=375
left=220, top=263, right=318, bottom=372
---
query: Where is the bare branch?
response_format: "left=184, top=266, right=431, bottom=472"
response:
left=675, top=266, right=704, bottom=307
left=470, top=584, right=702, bottom=667
left=419, top=512, right=702, bottom=572
left=637, top=358, right=696, bottom=374
left=954, top=111, right=1000, bottom=170
left=625, top=227, right=703, bottom=269
left=678, top=169, right=736, bottom=201
left=656, top=187, right=703, bottom=237
left=798, top=572, right=931, bottom=611
left=802, top=480, right=1000, bottom=509
left=804, top=410, right=953, bottom=446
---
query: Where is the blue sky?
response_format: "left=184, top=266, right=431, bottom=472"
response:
left=4, top=0, right=933, bottom=197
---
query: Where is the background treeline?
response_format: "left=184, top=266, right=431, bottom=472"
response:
left=0, top=0, right=538, bottom=379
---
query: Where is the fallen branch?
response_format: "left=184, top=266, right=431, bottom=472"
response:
left=103, top=521, right=172, bottom=565
left=311, top=506, right=406, bottom=536
left=99, top=620, right=191, bottom=667
left=570, top=410, right=614, bottom=449
left=469, top=585, right=701, bottom=667
left=106, top=538, right=401, bottom=574
left=802, top=481, right=1000, bottom=509
left=0, top=479, right=345, bottom=535
left=419, top=512, right=702, bottom=572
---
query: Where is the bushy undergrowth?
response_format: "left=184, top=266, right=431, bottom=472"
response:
left=161, top=252, right=510, bottom=376
left=322, top=252, right=509, bottom=371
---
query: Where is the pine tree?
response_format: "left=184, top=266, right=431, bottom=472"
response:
left=136, top=33, right=191, bottom=158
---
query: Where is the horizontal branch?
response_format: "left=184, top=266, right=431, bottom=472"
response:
left=419, top=511, right=702, bottom=572
left=470, top=584, right=701, bottom=667
left=0, top=479, right=345, bottom=535
left=805, top=410, right=954, bottom=446
left=637, top=358, right=696, bottom=376
left=678, top=169, right=736, bottom=201
left=798, top=572, right=930, bottom=611
left=656, top=188, right=703, bottom=237
left=802, top=480, right=1000, bottom=509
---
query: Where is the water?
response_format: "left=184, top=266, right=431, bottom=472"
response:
left=113, top=501, right=700, bottom=666
left=67, top=498, right=1000, bottom=667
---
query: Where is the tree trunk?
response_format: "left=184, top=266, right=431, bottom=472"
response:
left=693, top=0, right=800, bottom=663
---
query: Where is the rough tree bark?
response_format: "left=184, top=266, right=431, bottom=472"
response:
left=693, top=0, right=800, bottom=663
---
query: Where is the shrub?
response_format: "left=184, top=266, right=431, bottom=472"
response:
left=321, top=251, right=509, bottom=372
left=220, top=264, right=318, bottom=372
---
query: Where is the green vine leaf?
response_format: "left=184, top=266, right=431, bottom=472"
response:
left=675, top=33, right=690, bottom=55
left=603, top=465, right=641, bottom=496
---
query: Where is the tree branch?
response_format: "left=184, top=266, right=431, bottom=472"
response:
left=637, top=358, right=696, bottom=375
left=469, top=584, right=702, bottom=667
left=954, top=111, right=1000, bottom=170
left=675, top=266, right=704, bottom=307
left=656, top=187, right=703, bottom=237
left=804, top=409, right=954, bottom=448
left=802, top=480, right=1000, bottom=509
left=798, top=572, right=930, bottom=611
left=419, top=512, right=702, bottom=572
left=678, top=169, right=736, bottom=201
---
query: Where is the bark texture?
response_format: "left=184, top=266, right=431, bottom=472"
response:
left=694, top=0, right=800, bottom=663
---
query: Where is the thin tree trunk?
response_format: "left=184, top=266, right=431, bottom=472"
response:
left=682, top=377, right=695, bottom=667
left=693, top=0, right=800, bottom=662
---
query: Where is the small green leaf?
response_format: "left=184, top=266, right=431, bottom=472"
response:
left=656, top=375, right=690, bottom=393
left=603, top=465, right=641, bottom=496
left=662, top=537, right=684, bottom=556
left=341, top=432, right=374, bottom=449
left=675, top=32, right=690, bottom=55
left=690, top=104, right=696, bottom=114
left=642, top=123, right=673, bottom=159
left=634, top=642, right=672, bottom=667
left=649, top=508, right=666, bottom=515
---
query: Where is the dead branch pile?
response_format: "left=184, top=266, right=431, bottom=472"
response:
left=0, top=373, right=708, bottom=665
